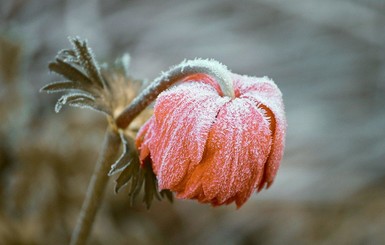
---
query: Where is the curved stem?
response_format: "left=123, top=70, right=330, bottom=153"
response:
left=115, top=59, right=234, bottom=129
left=70, top=126, right=121, bottom=245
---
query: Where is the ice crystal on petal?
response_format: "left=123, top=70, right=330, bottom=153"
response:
left=145, top=82, right=230, bottom=188
left=234, top=74, right=287, bottom=187
left=177, top=98, right=272, bottom=207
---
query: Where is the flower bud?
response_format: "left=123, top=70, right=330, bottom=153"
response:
left=136, top=72, right=286, bottom=208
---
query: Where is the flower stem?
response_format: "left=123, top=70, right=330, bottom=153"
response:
left=115, top=59, right=234, bottom=129
left=70, top=126, right=121, bottom=245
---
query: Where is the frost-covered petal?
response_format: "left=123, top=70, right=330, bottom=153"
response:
left=135, top=67, right=286, bottom=208
left=177, top=98, right=272, bottom=207
left=136, top=116, right=155, bottom=162
left=234, top=74, right=287, bottom=188
left=147, top=82, right=231, bottom=189
left=181, top=73, right=223, bottom=96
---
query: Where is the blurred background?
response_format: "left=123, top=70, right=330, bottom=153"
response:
left=1, top=0, right=385, bottom=244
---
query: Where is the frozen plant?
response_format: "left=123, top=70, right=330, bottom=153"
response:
left=136, top=73, right=287, bottom=207
left=42, top=37, right=286, bottom=245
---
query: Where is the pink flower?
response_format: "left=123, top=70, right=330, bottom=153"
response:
left=136, top=72, right=286, bottom=208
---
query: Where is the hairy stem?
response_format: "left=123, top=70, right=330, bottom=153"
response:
left=70, top=126, right=121, bottom=245
left=115, top=59, right=234, bottom=129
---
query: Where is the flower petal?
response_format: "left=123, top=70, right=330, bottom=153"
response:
left=178, top=98, right=272, bottom=207
left=149, top=82, right=231, bottom=189
left=136, top=116, right=155, bottom=163
left=181, top=73, right=223, bottom=96
left=234, top=75, right=287, bottom=189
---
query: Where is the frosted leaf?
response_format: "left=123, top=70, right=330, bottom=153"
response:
left=48, top=59, right=92, bottom=85
left=68, top=97, right=109, bottom=115
left=40, top=81, right=78, bottom=93
left=54, top=92, right=95, bottom=113
left=42, top=37, right=145, bottom=117
left=40, top=80, right=95, bottom=94
left=70, top=37, right=106, bottom=88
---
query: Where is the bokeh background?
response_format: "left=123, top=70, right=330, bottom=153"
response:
left=1, top=0, right=385, bottom=244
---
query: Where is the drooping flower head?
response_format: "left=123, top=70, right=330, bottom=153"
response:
left=136, top=61, right=286, bottom=208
